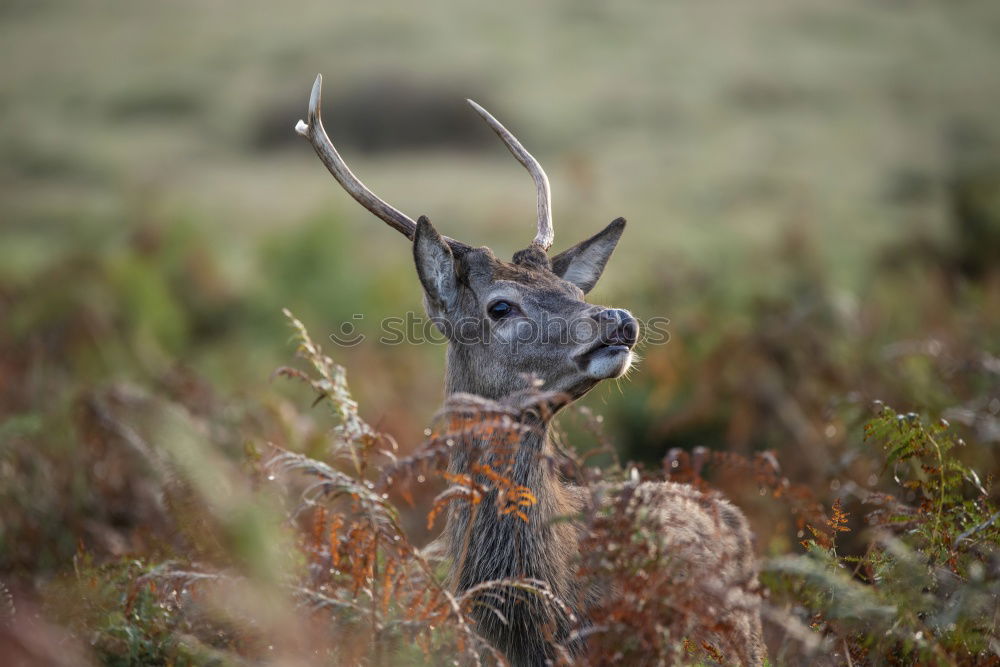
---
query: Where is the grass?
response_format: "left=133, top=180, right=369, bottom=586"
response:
left=2, top=0, right=1000, bottom=664
left=4, top=293, right=996, bottom=663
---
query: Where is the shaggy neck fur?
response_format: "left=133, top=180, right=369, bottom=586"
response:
left=443, top=414, right=585, bottom=665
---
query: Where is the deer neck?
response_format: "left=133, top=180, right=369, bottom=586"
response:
left=443, top=404, right=584, bottom=661
left=444, top=345, right=513, bottom=402
left=442, top=349, right=580, bottom=581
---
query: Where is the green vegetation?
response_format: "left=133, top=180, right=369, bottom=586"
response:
left=766, top=407, right=1000, bottom=663
left=2, top=0, right=999, bottom=663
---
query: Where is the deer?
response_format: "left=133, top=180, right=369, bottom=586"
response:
left=294, top=74, right=765, bottom=665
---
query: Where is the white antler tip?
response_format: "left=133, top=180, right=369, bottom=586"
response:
left=294, top=119, right=309, bottom=136
left=308, top=73, right=323, bottom=119
left=466, top=99, right=491, bottom=120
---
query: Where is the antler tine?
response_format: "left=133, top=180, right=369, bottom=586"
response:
left=296, top=74, right=418, bottom=240
left=466, top=99, right=554, bottom=252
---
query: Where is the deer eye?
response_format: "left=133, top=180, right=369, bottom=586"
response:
left=487, top=300, right=515, bottom=320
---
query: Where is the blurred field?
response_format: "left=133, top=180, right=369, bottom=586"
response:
left=2, top=0, right=1000, bottom=664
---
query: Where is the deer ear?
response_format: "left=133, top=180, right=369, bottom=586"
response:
left=413, top=216, right=458, bottom=311
left=550, top=217, right=626, bottom=293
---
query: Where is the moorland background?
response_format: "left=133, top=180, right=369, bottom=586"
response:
left=2, top=0, right=999, bottom=663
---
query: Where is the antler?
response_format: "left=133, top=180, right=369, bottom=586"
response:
left=466, top=99, right=554, bottom=252
left=296, top=74, right=548, bottom=254
left=295, top=74, right=419, bottom=240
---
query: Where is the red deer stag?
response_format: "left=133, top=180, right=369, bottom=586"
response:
left=295, top=74, right=765, bottom=665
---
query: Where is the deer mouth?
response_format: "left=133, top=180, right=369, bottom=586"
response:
left=579, top=335, right=634, bottom=360
left=585, top=343, right=630, bottom=356
left=576, top=342, right=634, bottom=379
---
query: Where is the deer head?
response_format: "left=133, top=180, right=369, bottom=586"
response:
left=296, top=75, right=639, bottom=403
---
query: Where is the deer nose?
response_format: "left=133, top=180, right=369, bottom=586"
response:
left=592, top=308, right=639, bottom=348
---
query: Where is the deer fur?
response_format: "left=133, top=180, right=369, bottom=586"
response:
left=422, top=231, right=764, bottom=665
left=294, top=74, right=765, bottom=665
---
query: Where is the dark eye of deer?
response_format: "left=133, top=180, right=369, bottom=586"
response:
left=488, top=301, right=514, bottom=320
